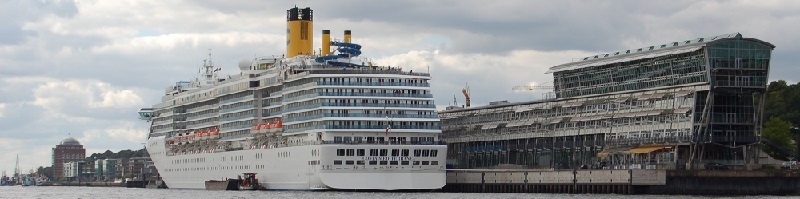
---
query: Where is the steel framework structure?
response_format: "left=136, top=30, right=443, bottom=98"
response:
left=440, top=33, right=774, bottom=170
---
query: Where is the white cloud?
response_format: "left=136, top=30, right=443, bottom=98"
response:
left=31, top=79, right=144, bottom=112
left=82, top=124, right=147, bottom=144
left=106, top=125, right=148, bottom=143
left=1, top=0, right=800, bottom=175
left=95, top=89, right=144, bottom=109
left=90, top=32, right=284, bottom=55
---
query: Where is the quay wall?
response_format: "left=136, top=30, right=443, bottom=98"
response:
left=443, top=169, right=800, bottom=195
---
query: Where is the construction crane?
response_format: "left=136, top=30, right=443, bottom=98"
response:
left=462, top=83, right=471, bottom=108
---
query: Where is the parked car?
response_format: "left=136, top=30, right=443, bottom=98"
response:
left=705, top=163, right=728, bottom=170
left=780, top=161, right=797, bottom=169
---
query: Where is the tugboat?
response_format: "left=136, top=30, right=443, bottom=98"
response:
left=204, top=173, right=263, bottom=191
left=1, top=171, right=13, bottom=186
left=239, top=173, right=263, bottom=190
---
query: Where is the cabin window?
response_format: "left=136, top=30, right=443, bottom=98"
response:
left=336, top=149, right=345, bottom=156
left=370, top=149, right=378, bottom=156
left=357, top=149, right=365, bottom=156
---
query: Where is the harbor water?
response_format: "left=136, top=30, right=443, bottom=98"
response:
left=0, top=186, right=795, bottom=199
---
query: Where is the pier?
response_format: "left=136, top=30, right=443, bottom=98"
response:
left=443, top=169, right=800, bottom=195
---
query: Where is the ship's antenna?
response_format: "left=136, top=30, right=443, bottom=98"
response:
left=200, top=49, right=218, bottom=85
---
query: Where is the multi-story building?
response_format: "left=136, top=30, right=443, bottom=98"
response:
left=440, top=33, right=774, bottom=170
left=62, top=161, right=83, bottom=180
left=122, top=157, right=152, bottom=180
left=62, top=162, right=74, bottom=178
left=52, top=137, right=86, bottom=178
left=80, top=160, right=95, bottom=181
left=94, top=159, right=119, bottom=181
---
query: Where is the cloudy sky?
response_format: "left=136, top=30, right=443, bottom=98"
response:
left=1, top=0, right=799, bottom=173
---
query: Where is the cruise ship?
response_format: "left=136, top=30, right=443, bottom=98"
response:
left=137, top=7, right=445, bottom=190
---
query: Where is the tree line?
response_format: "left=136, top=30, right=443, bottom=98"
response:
left=762, top=80, right=800, bottom=160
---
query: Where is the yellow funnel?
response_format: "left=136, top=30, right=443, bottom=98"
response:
left=322, top=30, right=330, bottom=56
left=344, top=30, right=351, bottom=43
left=286, top=7, right=313, bottom=58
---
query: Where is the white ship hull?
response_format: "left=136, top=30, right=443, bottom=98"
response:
left=147, top=136, right=446, bottom=190
left=140, top=6, right=447, bottom=191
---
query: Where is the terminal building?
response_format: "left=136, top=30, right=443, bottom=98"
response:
left=439, top=33, right=774, bottom=170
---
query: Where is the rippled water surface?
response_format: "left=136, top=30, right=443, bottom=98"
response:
left=0, top=186, right=795, bottom=199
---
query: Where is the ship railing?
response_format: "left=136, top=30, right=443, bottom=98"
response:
left=261, top=111, right=283, bottom=117
left=283, top=104, right=322, bottom=113
left=284, top=115, right=325, bottom=123
left=284, top=124, right=441, bottom=133
left=321, top=113, right=438, bottom=119
left=284, top=102, right=436, bottom=113
left=282, top=82, right=319, bottom=92
left=261, top=101, right=282, bottom=108
left=284, top=113, right=438, bottom=123
left=318, top=92, right=433, bottom=98
left=186, top=112, right=218, bottom=121
left=220, top=104, right=254, bottom=113
left=305, top=69, right=431, bottom=77
left=260, top=91, right=284, bottom=98
left=325, top=124, right=441, bottom=130
left=186, top=122, right=218, bottom=129
left=321, top=140, right=446, bottom=145
left=187, top=105, right=216, bottom=114
left=317, top=82, right=430, bottom=87
left=221, top=124, right=254, bottom=131
left=282, top=93, right=320, bottom=102
left=219, top=95, right=255, bottom=105
left=220, top=114, right=256, bottom=122
left=321, top=102, right=436, bottom=109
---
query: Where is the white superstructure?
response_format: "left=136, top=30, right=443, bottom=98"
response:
left=137, top=6, right=445, bottom=190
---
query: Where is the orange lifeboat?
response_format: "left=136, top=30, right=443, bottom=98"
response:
left=211, top=128, right=220, bottom=138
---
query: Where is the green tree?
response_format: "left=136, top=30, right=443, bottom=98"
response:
left=762, top=117, right=794, bottom=160
left=765, top=80, right=800, bottom=126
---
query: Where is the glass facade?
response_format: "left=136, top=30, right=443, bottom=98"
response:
left=441, top=34, right=775, bottom=170
left=553, top=49, right=707, bottom=98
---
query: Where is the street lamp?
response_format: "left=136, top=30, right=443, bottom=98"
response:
left=791, top=127, right=800, bottom=161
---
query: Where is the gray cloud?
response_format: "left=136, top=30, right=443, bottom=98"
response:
left=0, top=0, right=77, bottom=45
left=1, top=0, right=799, bottom=172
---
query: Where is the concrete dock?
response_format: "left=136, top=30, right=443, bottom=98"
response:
left=443, top=169, right=800, bottom=195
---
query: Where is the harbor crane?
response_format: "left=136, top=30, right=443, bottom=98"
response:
left=462, top=83, right=471, bottom=108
